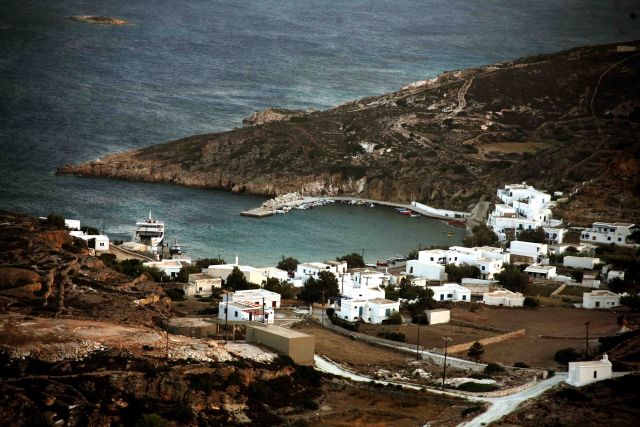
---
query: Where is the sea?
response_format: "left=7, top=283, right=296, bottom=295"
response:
left=1, top=0, right=639, bottom=265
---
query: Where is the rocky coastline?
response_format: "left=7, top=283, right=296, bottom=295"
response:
left=57, top=40, right=640, bottom=223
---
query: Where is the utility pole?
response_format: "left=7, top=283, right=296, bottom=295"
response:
left=263, top=297, right=266, bottom=324
left=416, top=314, right=422, bottom=360
left=442, top=336, right=452, bottom=390
left=585, top=321, right=590, bottom=359
left=224, top=299, right=229, bottom=343
left=165, top=328, right=169, bottom=361
left=321, top=290, right=325, bottom=326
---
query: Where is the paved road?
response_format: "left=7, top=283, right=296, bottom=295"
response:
left=315, top=354, right=568, bottom=427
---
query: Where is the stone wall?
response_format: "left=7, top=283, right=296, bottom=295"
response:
left=447, top=329, right=526, bottom=354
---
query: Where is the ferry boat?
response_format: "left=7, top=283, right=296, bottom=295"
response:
left=135, top=211, right=165, bottom=252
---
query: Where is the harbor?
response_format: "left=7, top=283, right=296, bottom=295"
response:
left=241, top=192, right=471, bottom=222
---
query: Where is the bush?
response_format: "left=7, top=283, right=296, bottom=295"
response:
left=456, top=382, right=499, bottom=392
left=382, top=311, right=403, bottom=325
left=555, top=348, right=581, bottom=365
left=513, top=362, right=530, bottom=368
left=378, top=331, right=406, bottom=343
left=325, top=307, right=335, bottom=318
left=165, top=288, right=186, bottom=301
left=467, top=341, right=484, bottom=361
left=461, top=405, right=484, bottom=417
left=523, top=297, right=540, bottom=308
left=329, top=315, right=359, bottom=332
left=135, top=414, right=168, bottom=427
left=277, top=256, right=299, bottom=272
left=547, top=369, right=555, bottom=377
left=302, top=399, right=319, bottom=410
left=483, top=363, right=505, bottom=375
left=45, top=212, right=66, bottom=228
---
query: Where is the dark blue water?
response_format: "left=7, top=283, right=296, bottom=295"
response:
left=1, top=0, right=639, bottom=264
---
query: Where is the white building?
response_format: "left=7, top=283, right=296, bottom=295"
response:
left=295, top=262, right=340, bottom=284
left=580, top=274, right=601, bottom=289
left=260, top=267, right=289, bottom=283
left=207, top=259, right=264, bottom=285
left=482, top=290, right=525, bottom=307
left=404, top=260, right=446, bottom=281
left=337, top=270, right=387, bottom=301
left=69, top=230, right=110, bottom=253
left=567, top=354, right=613, bottom=387
left=607, top=270, right=625, bottom=282
left=427, top=283, right=471, bottom=302
left=461, top=278, right=498, bottom=295
left=144, top=259, right=191, bottom=279
left=488, top=184, right=564, bottom=242
left=218, top=300, right=274, bottom=324
left=564, top=256, right=601, bottom=270
left=185, top=273, right=221, bottom=297
left=509, top=241, right=548, bottom=262
left=224, top=289, right=281, bottom=309
left=425, top=308, right=450, bottom=325
left=583, top=290, right=620, bottom=309
left=407, top=246, right=509, bottom=280
left=543, top=226, right=567, bottom=244
left=64, top=219, right=81, bottom=230
left=580, top=222, right=635, bottom=245
left=524, top=264, right=557, bottom=280
left=338, top=298, right=400, bottom=324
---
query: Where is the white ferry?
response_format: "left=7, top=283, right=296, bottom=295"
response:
left=135, top=212, right=165, bottom=252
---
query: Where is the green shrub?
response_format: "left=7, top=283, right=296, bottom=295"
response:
left=302, top=399, right=319, bottom=410
left=135, top=414, right=168, bottom=427
left=513, top=362, right=530, bottom=368
left=523, top=297, right=540, bottom=308
left=378, top=331, right=406, bottom=343
left=555, top=348, right=581, bottom=365
left=382, top=311, right=403, bottom=325
left=457, top=382, right=499, bottom=392
left=45, top=212, right=66, bottom=228
left=165, top=288, right=186, bottom=301
left=483, top=363, right=505, bottom=375
left=461, top=405, right=484, bottom=417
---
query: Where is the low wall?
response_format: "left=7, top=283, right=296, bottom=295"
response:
left=449, top=319, right=511, bottom=334
left=550, top=283, right=567, bottom=296
left=447, top=329, right=526, bottom=354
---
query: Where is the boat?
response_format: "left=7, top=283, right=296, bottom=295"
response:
left=135, top=211, right=165, bottom=252
left=409, top=213, right=421, bottom=218
left=398, top=209, right=413, bottom=216
left=169, top=239, right=183, bottom=256
left=376, top=260, right=388, bottom=267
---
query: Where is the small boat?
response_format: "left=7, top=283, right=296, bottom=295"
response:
left=169, top=239, right=183, bottom=256
left=398, top=209, right=413, bottom=216
left=409, top=213, right=421, bottom=218
left=376, top=260, right=388, bottom=267
left=366, top=202, right=375, bottom=208
left=447, top=232, right=455, bottom=237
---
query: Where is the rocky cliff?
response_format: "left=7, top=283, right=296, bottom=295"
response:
left=58, top=41, right=640, bottom=223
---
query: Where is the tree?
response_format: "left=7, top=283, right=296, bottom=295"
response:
left=336, top=252, right=365, bottom=268
left=555, top=348, right=581, bottom=365
left=517, top=227, right=546, bottom=243
left=176, top=264, right=201, bottom=283
left=523, top=297, right=540, bottom=308
left=608, top=277, right=628, bottom=294
left=277, top=256, right=299, bottom=273
left=297, top=271, right=339, bottom=304
left=495, top=265, right=529, bottom=293
left=194, top=257, right=225, bottom=269
left=468, top=341, right=484, bottom=361
left=407, top=249, right=419, bottom=260
left=445, top=263, right=481, bottom=283
left=263, top=277, right=296, bottom=299
left=225, top=266, right=255, bottom=291
left=463, top=224, right=499, bottom=247
left=45, top=212, right=66, bottom=228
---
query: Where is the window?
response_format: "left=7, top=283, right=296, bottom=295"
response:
left=481, top=266, right=485, bottom=271
left=593, top=371, right=597, bottom=378
left=462, top=295, right=467, bottom=300
left=410, top=267, right=414, bottom=274
left=618, top=237, right=622, bottom=242
left=234, top=311, right=239, bottom=317
left=607, top=237, right=611, bottom=241
left=430, top=257, right=434, bottom=261
left=447, top=294, right=452, bottom=298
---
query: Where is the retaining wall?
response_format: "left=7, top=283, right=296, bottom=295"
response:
left=411, top=201, right=470, bottom=219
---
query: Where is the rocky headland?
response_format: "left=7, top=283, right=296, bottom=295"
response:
left=58, top=41, right=640, bottom=224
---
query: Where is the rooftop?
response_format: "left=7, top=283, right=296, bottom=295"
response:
left=592, top=222, right=635, bottom=227
left=232, top=289, right=281, bottom=299
left=368, top=298, right=399, bottom=305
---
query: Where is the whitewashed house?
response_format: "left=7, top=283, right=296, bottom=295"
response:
left=482, top=290, right=525, bottom=307
left=185, top=273, right=221, bottom=297
left=607, top=270, right=625, bottom=282
left=427, top=283, right=471, bottom=302
left=218, top=301, right=274, bottom=324
left=487, top=183, right=563, bottom=241
left=207, top=258, right=264, bottom=285
left=509, top=241, right=548, bottom=262
left=567, top=354, right=613, bottom=387
left=69, top=230, right=110, bottom=253
left=224, top=289, right=281, bottom=309
left=404, top=260, right=446, bottom=281
left=64, top=219, right=81, bottom=230
left=295, top=262, right=339, bottom=284
left=425, top=308, right=450, bottom=325
left=583, top=290, right=620, bottom=309
left=260, top=267, right=289, bottom=283
left=564, top=256, right=601, bottom=270
left=407, top=246, right=509, bottom=280
left=461, top=278, right=498, bottom=295
left=580, top=274, right=601, bottom=289
left=524, top=264, right=557, bottom=280
left=580, top=222, right=635, bottom=245
left=143, top=259, right=191, bottom=278
left=543, top=226, right=567, bottom=244
left=338, top=297, right=399, bottom=324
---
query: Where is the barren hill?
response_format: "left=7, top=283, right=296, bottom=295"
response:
left=58, top=41, right=640, bottom=224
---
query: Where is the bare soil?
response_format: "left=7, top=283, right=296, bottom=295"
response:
left=358, top=322, right=496, bottom=349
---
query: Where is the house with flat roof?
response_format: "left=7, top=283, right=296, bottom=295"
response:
left=223, top=289, right=281, bottom=309
left=524, top=264, right=557, bottom=280
left=338, top=297, right=399, bottom=324
left=407, top=246, right=509, bottom=280
left=185, top=273, right=221, bottom=297
left=583, top=290, right=620, bottom=309
left=580, top=222, right=635, bottom=245
left=218, top=300, right=274, bottom=324
left=482, top=290, right=525, bottom=307
left=509, top=241, right=548, bottom=263
left=144, top=259, right=191, bottom=279
left=564, top=256, right=601, bottom=270
left=425, top=308, right=450, bottom=325
left=427, top=283, right=471, bottom=302
left=567, top=354, right=612, bottom=387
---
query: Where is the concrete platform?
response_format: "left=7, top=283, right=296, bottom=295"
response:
left=240, top=208, right=274, bottom=218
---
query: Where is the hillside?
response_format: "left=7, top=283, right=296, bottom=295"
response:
left=58, top=41, right=640, bottom=224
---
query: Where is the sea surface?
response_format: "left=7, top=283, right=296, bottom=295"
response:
left=1, top=0, right=639, bottom=265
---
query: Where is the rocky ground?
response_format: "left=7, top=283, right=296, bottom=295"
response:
left=58, top=41, right=640, bottom=224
